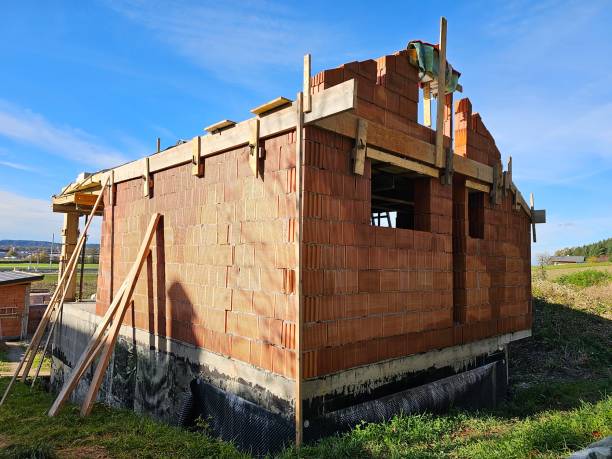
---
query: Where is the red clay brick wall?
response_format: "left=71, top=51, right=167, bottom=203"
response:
left=311, top=52, right=436, bottom=145
left=301, top=126, right=455, bottom=379
left=96, top=132, right=299, bottom=380
left=0, top=284, right=26, bottom=339
left=453, top=179, right=531, bottom=342
left=455, top=98, right=502, bottom=167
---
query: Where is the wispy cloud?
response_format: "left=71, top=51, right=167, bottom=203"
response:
left=0, top=100, right=128, bottom=169
left=0, top=189, right=102, bottom=242
left=104, top=0, right=344, bottom=91
left=0, top=160, right=38, bottom=173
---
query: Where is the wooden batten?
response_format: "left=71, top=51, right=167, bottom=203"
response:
left=251, top=97, right=292, bottom=116
left=192, top=136, right=204, bottom=177
left=352, top=119, right=368, bottom=175
left=204, top=119, right=236, bottom=134
left=249, top=118, right=260, bottom=177
left=423, top=83, right=432, bottom=127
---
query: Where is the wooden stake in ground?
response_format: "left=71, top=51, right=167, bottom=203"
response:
left=0, top=178, right=108, bottom=406
left=80, top=213, right=161, bottom=417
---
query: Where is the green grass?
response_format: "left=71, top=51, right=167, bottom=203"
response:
left=0, top=380, right=246, bottom=459
left=555, top=269, right=612, bottom=288
left=0, top=277, right=610, bottom=458
left=32, top=273, right=99, bottom=299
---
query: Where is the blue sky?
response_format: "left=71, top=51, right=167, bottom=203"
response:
left=0, top=0, right=610, bottom=260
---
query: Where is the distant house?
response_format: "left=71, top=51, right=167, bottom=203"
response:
left=0, top=271, right=44, bottom=340
left=549, top=256, right=585, bottom=265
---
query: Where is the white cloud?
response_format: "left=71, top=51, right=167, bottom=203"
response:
left=105, top=0, right=343, bottom=90
left=0, top=189, right=101, bottom=242
left=0, top=100, right=128, bottom=169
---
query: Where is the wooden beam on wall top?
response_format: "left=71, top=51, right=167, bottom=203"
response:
left=352, top=119, right=368, bottom=175
left=204, top=119, right=236, bottom=134
left=434, top=17, right=448, bottom=168
left=192, top=136, right=204, bottom=177
left=303, top=54, right=312, bottom=113
left=251, top=97, right=292, bottom=116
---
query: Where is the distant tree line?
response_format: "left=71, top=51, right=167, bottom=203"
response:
left=555, top=237, right=612, bottom=260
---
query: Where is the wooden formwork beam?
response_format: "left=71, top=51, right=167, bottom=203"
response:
left=434, top=17, right=448, bottom=168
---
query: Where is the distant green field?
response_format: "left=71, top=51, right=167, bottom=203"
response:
left=543, top=261, right=612, bottom=271
left=32, top=273, right=99, bottom=299
left=0, top=262, right=98, bottom=270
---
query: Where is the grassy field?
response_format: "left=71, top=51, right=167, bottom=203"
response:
left=0, top=262, right=98, bottom=271
left=31, top=273, right=99, bottom=299
left=0, top=269, right=610, bottom=458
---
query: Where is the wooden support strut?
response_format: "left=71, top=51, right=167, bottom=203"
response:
left=352, top=119, right=368, bottom=175
left=434, top=17, right=448, bottom=168
left=423, top=82, right=432, bottom=127
left=0, top=178, right=108, bottom=406
left=80, top=213, right=161, bottom=417
left=294, top=91, right=304, bottom=447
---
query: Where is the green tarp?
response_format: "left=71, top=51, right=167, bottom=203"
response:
left=407, top=41, right=460, bottom=94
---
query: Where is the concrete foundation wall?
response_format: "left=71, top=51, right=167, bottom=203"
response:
left=51, top=302, right=295, bottom=422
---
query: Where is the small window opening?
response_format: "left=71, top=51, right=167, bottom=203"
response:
left=370, top=166, right=430, bottom=231
left=468, top=191, right=485, bottom=239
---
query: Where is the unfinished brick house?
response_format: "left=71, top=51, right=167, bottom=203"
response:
left=49, top=32, right=543, bottom=453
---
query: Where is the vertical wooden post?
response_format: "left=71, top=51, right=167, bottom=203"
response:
left=423, top=83, right=432, bottom=127
left=530, top=193, right=536, bottom=243
left=156, top=137, right=161, bottom=153
left=434, top=17, right=448, bottom=168
left=294, top=91, right=304, bottom=447
left=352, top=119, right=368, bottom=175
left=303, top=54, right=312, bottom=113
left=59, top=213, right=79, bottom=301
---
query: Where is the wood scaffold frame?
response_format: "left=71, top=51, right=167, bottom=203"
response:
left=0, top=177, right=110, bottom=406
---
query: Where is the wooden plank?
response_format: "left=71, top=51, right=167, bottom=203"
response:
left=294, top=91, right=304, bottom=447
left=251, top=97, right=292, bottom=116
left=435, top=17, right=448, bottom=168
left=352, top=119, right=368, bottom=175
left=80, top=214, right=161, bottom=417
left=465, top=179, right=490, bottom=193
left=192, top=136, right=204, bottom=177
left=156, top=137, right=161, bottom=153
left=204, top=119, right=236, bottom=133
left=367, top=147, right=440, bottom=178
left=454, top=155, right=494, bottom=183
left=303, top=54, right=312, bottom=113
left=504, top=156, right=512, bottom=191
left=48, top=282, right=127, bottom=416
left=423, top=83, right=432, bottom=127
left=314, top=112, right=436, bottom=165
left=74, top=193, right=99, bottom=207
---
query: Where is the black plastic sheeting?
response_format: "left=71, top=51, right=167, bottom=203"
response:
left=188, top=379, right=295, bottom=456
left=183, top=359, right=506, bottom=455
left=304, top=359, right=505, bottom=441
